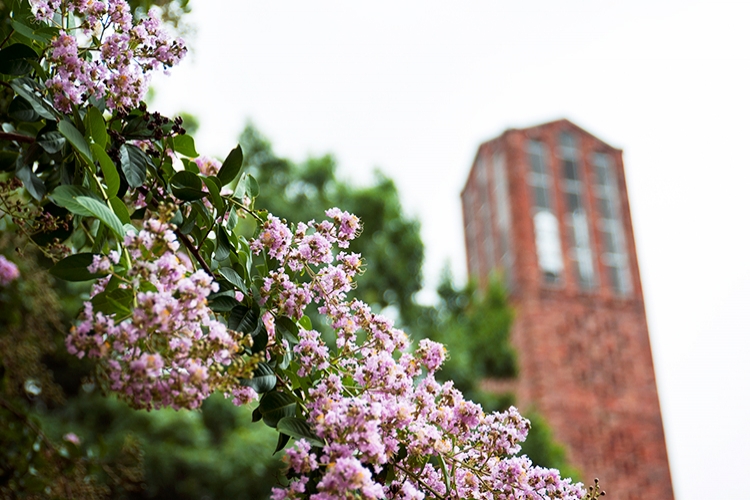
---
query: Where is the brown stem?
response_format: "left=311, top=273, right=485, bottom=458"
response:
left=0, top=131, right=35, bottom=144
left=393, top=463, right=445, bottom=500
left=175, top=229, right=214, bottom=278
left=136, top=186, right=215, bottom=278
left=0, top=28, right=14, bottom=49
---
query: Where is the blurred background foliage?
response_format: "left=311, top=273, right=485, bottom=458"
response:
left=0, top=0, right=577, bottom=495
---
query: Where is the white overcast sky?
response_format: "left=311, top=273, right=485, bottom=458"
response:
left=151, top=1, right=750, bottom=498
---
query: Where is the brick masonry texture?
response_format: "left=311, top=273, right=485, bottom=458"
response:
left=461, top=119, right=674, bottom=499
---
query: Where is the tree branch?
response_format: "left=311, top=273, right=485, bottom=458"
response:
left=136, top=186, right=215, bottom=278
left=175, top=229, right=214, bottom=278
left=0, top=131, right=35, bottom=144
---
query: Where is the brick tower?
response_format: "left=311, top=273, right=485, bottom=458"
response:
left=461, top=119, right=673, bottom=499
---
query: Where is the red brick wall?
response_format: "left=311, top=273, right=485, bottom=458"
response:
left=462, top=119, right=674, bottom=499
left=512, top=295, right=673, bottom=499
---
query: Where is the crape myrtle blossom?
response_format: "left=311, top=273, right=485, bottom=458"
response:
left=66, top=217, right=251, bottom=410
left=251, top=211, right=584, bottom=499
left=33, top=0, right=186, bottom=111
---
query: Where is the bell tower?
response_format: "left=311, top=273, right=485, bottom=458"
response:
left=461, top=119, right=673, bottom=499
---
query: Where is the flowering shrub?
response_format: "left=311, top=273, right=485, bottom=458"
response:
left=0, top=1, right=600, bottom=498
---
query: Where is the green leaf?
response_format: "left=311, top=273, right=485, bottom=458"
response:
left=184, top=160, right=199, bottom=174
left=9, top=78, right=56, bottom=120
left=239, top=362, right=276, bottom=394
left=8, top=96, right=39, bottom=122
left=208, top=295, right=240, bottom=312
left=119, top=144, right=150, bottom=188
left=193, top=200, right=213, bottom=227
left=58, top=120, right=92, bottom=164
left=121, top=110, right=148, bottom=135
left=179, top=206, right=196, bottom=232
left=217, top=145, right=243, bottom=186
left=104, top=274, right=125, bottom=293
left=258, top=391, right=297, bottom=428
left=15, top=163, right=45, bottom=200
left=91, top=287, right=132, bottom=316
left=276, top=316, right=299, bottom=344
left=85, top=106, right=107, bottom=147
left=299, top=315, right=313, bottom=331
left=0, top=43, right=36, bottom=75
left=10, top=20, right=55, bottom=44
left=251, top=324, right=268, bottom=354
left=172, top=134, right=198, bottom=157
left=91, top=219, right=106, bottom=253
left=277, top=417, right=325, bottom=447
left=109, top=196, right=131, bottom=225
left=91, top=144, right=119, bottom=197
left=219, top=267, right=248, bottom=295
left=48, top=185, right=99, bottom=216
left=276, top=346, right=292, bottom=370
left=227, top=305, right=258, bottom=334
left=252, top=407, right=262, bottom=423
left=247, top=174, right=260, bottom=198
left=214, top=226, right=232, bottom=261
left=25, top=59, right=48, bottom=82
left=274, top=432, right=291, bottom=454
left=89, top=95, right=106, bottom=113
left=49, top=253, right=109, bottom=281
left=226, top=207, right=238, bottom=231
left=170, top=170, right=206, bottom=201
left=438, top=454, right=451, bottom=491
left=75, top=197, right=126, bottom=240
left=49, top=185, right=125, bottom=240
left=202, top=175, right=224, bottom=213
left=238, top=250, right=251, bottom=279
left=36, top=130, right=65, bottom=154
left=169, top=207, right=184, bottom=227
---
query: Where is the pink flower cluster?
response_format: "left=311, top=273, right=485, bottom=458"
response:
left=0, top=255, right=20, bottom=286
left=33, top=0, right=186, bottom=111
left=252, top=210, right=363, bottom=321
left=252, top=212, right=584, bottom=499
left=66, top=218, right=246, bottom=410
